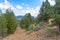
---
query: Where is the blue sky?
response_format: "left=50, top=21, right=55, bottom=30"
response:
left=0, top=0, right=55, bottom=17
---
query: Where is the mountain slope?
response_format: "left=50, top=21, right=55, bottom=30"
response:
left=3, top=26, right=60, bottom=40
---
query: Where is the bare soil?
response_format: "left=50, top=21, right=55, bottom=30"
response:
left=3, top=26, right=60, bottom=40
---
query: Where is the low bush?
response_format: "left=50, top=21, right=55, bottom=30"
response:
left=28, top=24, right=38, bottom=31
left=28, top=22, right=47, bottom=31
left=20, top=13, right=34, bottom=30
left=45, top=29, right=59, bottom=37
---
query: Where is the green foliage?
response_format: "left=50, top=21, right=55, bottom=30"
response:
left=46, top=29, right=59, bottom=37
left=28, top=22, right=47, bottom=31
left=36, top=0, right=52, bottom=23
left=0, top=8, right=18, bottom=37
left=5, top=9, right=18, bottom=34
left=20, top=13, right=34, bottom=30
left=28, top=24, right=36, bottom=31
left=52, top=0, right=60, bottom=32
left=0, top=14, right=7, bottom=37
left=0, top=0, right=60, bottom=38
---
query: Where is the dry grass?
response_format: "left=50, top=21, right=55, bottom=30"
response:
left=3, top=26, right=60, bottom=40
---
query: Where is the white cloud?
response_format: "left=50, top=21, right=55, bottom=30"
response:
left=16, top=5, right=23, bottom=9
left=0, top=0, right=42, bottom=17
left=14, top=0, right=55, bottom=16
left=0, top=3, right=3, bottom=8
left=0, top=0, right=15, bottom=10
left=43, top=0, right=55, bottom=6
left=10, top=6, right=15, bottom=10
left=0, top=0, right=43, bottom=17
left=44, top=0, right=46, bottom=2
left=5, top=0, right=8, bottom=3
left=48, top=0, right=55, bottom=6
left=25, top=8, right=36, bottom=14
left=21, top=3, right=29, bottom=7
left=14, top=6, right=40, bottom=16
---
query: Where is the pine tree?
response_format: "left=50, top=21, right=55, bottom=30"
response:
left=53, top=0, right=60, bottom=32
left=36, top=2, right=45, bottom=23
left=43, top=0, right=51, bottom=21
left=20, top=13, right=34, bottom=30
left=5, top=8, right=18, bottom=34
left=36, top=0, right=51, bottom=23
left=0, top=10, right=7, bottom=37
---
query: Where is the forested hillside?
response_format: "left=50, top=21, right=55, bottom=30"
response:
left=0, top=8, right=18, bottom=38
left=0, top=0, right=60, bottom=40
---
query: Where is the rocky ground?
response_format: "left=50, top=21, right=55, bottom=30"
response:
left=2, top=26, right=60, bottom=40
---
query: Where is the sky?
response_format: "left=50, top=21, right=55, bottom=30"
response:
left=0, top=0, right=55, bottom=17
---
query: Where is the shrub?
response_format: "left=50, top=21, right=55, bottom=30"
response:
left=20, top=13, right=34, bottom=30
left=5, top=9, right=18, bottom=34
left=28, top=24, right=38, bottom=31
left=0, top=15, right=8, bottom=37
left=28, top=22, right=47, bottom=31
left=46, top=29, right=59, bottom=37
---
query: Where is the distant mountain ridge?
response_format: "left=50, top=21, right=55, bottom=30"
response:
left=16, top=16, right=23, bottom=20
left=16, top=16, right=36, bottom=20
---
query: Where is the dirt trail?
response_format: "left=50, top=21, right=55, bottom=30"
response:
left=3, top=26, right=44, bottom=40
left=3, top=27, right=27, bottom=40
left=3, top=26, right=60, bottom=40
